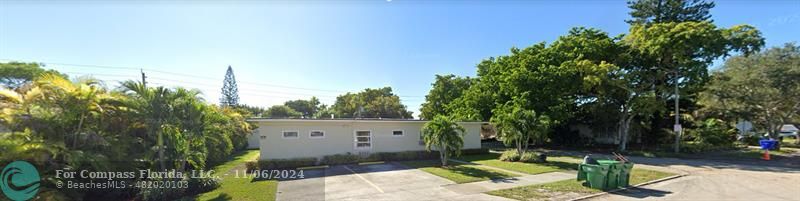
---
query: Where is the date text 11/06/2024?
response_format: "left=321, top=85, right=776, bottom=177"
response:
left=235, top=169, right=306, bottom=180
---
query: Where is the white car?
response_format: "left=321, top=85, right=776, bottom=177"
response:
left=778, top=124, right=798, bottom=139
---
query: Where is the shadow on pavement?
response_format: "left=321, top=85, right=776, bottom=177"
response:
left=546, top=150, right=800, bottom=173
left=609, top=187, right=672, bottom=199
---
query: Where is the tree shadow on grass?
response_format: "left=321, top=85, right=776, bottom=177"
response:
left=539, top=160, right=580, bottom=171
left=445, top=165, right=517, bottom=181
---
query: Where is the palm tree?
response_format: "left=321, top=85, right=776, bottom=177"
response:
left=120, top=81, right=175, bottom=170
left=35, top=73, right=119, bottom=149
left=422, top=115, right=465, bottom=166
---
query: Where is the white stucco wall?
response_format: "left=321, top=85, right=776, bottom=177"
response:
left=246, top=130, right=260, bottom=149
left=250, top=119, right=483, bottom=160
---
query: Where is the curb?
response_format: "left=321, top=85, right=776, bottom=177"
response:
left=568, top=173, right=687, bottom=201
left=358, top=161, right=385, bottom=165
left=297, top=165, right=329, bottom=170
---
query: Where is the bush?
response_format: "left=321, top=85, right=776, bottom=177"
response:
left=377, top=151, right=439, bottom=161
left=185, top=177, right=220, bottom=195
left=687, top=118, right=737, bottom=146
left=680, top=142, right=734, bottom=153
left=251, top=157, right=318, bottom=170
left=137, top=179, right=186, bottom=201
left=499, top=150, right=520, bottom=162
left=461, top=148, right=490, bottom=155
left=499, top=150, right=546, bottom=162
left=245, top=161, right=258, bottom=171
left=320, top=154, right=361, bottom=165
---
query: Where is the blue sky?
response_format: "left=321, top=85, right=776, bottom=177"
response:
left=1, top=0, right=798, bottom=118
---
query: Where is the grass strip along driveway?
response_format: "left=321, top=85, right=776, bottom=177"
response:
left=194, top=150, right=278, bottom=201
left=399, top=160, right=520, bottom=183
left=457, top=153, right=583, bottom=175
left=487, top=167, right=677, bottom=200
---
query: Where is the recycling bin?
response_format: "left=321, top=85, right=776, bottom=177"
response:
left=578, top=163, right=609, bottom=189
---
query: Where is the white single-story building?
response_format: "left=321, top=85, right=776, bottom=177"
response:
left=248, top=118, right=485, bottom=160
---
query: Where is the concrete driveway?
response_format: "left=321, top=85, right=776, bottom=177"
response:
left=585, top=156, right=800, bottom=201
left=276, top=162, right=513, bottom=201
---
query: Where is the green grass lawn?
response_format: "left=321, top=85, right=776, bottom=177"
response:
left=456, top=153, right=582, bottom=175
left=488, top=167, right=677, bottom=200
left=399, top=160, right=519, bottom=183
left=193, top=150, right=278, bottom=201
left=782, top=137, right=800, bottom=148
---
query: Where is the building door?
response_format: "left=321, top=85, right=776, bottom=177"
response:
left=354, top=130, right=372, bottom=151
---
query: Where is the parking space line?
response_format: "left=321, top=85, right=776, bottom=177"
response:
left=342, top=165, right=385, bottom=193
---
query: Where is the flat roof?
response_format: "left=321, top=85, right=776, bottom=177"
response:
left=247, top=118, right=488, bottom=124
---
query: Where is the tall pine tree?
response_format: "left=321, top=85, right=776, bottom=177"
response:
left=220, top=65, right=240, bottom=106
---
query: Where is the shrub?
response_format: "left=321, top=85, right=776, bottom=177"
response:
left=245, top=161, right=258, bottom=171
left=137, top=179, right=186, bottom=201
left=680, top=141, right=734, bottom=153
left=377, top=151, right=438, bottom=161
left=499, top=150, right=520, bottom=162
left=519, top=152, right=547, bottom=163
left=320, top=154, right=361, bottom=165
left=252, top=157, right=318, bottom=170
left=687, top=118, right=737, bottom=146
left=461, top=148, right=490, bottom=155
left=499, top=150, right=546, bottom=162
left=185, top=177, right=221, bottom=195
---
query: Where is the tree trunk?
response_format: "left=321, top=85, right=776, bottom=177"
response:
left=440, top=145, right=448, bottom=166
left=74, top=113, right=86, bottom=149
left=158, top=127, right=166, bottom=170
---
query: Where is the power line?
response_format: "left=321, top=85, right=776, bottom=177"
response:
left=2, top=59, right=425, bottom=97
left=62, top=71, right=425, bottom=102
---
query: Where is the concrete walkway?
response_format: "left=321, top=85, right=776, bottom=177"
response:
left=444, top=158, right=577, bottom=194
left=444, top=172, right=576, bottom=194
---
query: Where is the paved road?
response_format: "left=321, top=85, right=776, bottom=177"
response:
left=585, top=156, right=800, bottom=201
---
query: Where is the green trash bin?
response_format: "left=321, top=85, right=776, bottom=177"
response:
left=578, top=164, right=609, bottom=189
left=597, top=160, right=622, bottom=189
left=618, top=162, right=634, bottom=187
left=577, top=164, right=587, bottom=181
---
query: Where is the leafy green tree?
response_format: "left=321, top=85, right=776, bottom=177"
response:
left=284, top=97, right=321, bottom=118
left=330, top=87, right=413, bottom=119
left=265, top=105, right=302, bottom=118
left=422, top=115, right=465, bottom=166
left=625, top=21, right=764, bottom=150
left=420, top=75, right=472, bottom=120
left=220, top=65, right=239, bottom=106
left=0, top=62, right=64, bottom=89
left=626, top=0, right=715, bottom=25
left=490, top=96, right=551, bottom=157
left=701, top=43, right=800, bottom=145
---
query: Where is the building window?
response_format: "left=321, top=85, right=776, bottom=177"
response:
left=282, top=130, right=299, bottom=139
left=355, top=130, right=371, bottom=149
left=309, top=130, right=325, bottom=139
left=392, top=130, right=404, bottom=137
left=419, top=129, right=425, bottom=145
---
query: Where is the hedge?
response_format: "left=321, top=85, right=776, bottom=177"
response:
left=246, top=148, right=490, bottom=170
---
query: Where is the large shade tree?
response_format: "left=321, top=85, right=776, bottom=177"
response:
left=700, top=43, right=800, bottom=146
left=420, top=74, right=472, bottom=120
left=330, top=87, right=413, bottom=119
left=284, top=97, right=322, bottom=118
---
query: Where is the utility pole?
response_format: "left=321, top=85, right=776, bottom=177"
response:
left=673, top=70, right=681, bottom=153
left=141, top=69, right=147, bottom=88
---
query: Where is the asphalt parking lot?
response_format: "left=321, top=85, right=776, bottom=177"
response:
left=275, top=162, right=513, bottom=201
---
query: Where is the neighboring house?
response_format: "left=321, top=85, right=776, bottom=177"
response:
left=246, top=130, right=260, bottom=149
left=249, top=118, right=484, bottom=160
